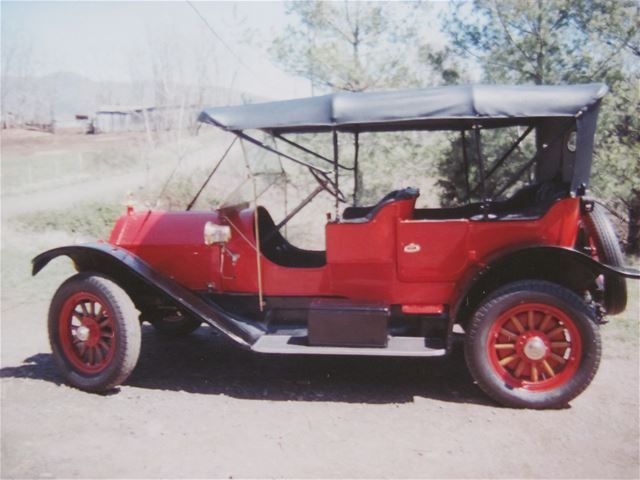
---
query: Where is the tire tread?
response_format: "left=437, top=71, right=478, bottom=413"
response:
left=584, top=204, right=627, bottom=314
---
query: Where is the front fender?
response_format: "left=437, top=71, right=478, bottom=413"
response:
left=33, top=242, right=264, bottom=346
left=33, top=243, right=139, bottom=277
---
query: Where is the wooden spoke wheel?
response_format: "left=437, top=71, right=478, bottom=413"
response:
left=465, top=280, right=601, bottom=409
left=58, top=292, right=117, bottom=374
left=49, top=273, right=141, bottom=392
left=487, top=303, right=581, bottom=392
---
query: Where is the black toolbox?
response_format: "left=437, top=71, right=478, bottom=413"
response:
left=308, top=299, right=389, bottom=347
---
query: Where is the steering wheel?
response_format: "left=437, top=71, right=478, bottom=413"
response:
left=309, top=168, right=348, bottom=203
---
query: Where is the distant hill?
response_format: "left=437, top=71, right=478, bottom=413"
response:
left=2, top=71, right=260, bottom=127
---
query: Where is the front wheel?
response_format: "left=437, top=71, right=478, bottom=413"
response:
left=48, top=273, right=141, bottom=392
left=465, top=280, right=601, bottom=409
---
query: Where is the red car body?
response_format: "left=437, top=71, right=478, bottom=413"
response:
left=108, top=197, right=581, bottom=307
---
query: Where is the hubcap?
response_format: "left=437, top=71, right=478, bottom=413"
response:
left=76, top=325, right=90, bottom=342
left=523, top=336, right=547, bottom=361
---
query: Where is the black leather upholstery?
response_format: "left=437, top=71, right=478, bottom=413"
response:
left=257, top=207, right=327, bottom=268
left=413, top=181, right=569, bottom=221
left=342, top=187, right=420, bottom=221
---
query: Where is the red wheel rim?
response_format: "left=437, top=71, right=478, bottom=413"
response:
left=58, top=292, right=116, bottom=374
left=487, top=303, right=582, bottom=392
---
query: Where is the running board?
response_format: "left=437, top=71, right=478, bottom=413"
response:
left=251, top=335, right=446, bottom=357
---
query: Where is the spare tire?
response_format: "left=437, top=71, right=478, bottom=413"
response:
left=580, top=203, right=627, bottom=315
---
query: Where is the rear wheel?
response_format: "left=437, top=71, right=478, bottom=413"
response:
left=579, top=203, right=627, bottom=315
left=465, top=280, right=601, bottom=409
left=48, top=273, right=141, bottom=392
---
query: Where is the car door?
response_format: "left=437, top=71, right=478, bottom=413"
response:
left=396, top=219, right=470, bottom=282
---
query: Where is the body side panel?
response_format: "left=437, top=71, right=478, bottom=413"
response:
left=105, top=198, right=589, bottom=307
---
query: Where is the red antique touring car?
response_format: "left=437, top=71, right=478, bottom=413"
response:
left=34, top=84, right=639, bottom=408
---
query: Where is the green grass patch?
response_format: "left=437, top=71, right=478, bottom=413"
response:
left=1, top=149, right=147, bottom=195
left=604, top=280, right=639, bottom=348
left=14, top=202, right=124, bottom=240
left=140, top=166, right=221, bottom=210
left=12, top=167, right=221, bottom=240
left=1, top=241, right=76, bottom=305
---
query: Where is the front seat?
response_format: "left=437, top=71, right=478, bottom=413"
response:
left=342, top=187, right=420, bottom=221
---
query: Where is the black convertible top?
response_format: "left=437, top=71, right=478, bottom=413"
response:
left=199, top=83, right=608, bottom=193
left=199, top=83, right=607, bottom=133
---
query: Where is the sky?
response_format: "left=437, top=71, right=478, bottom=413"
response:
left=1, top=1, right=455, bottom=103
left=1, top=1, right=314, bottom=99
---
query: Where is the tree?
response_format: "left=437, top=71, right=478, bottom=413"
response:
left=271, top=1, right=424, bottom=93
left=270, top=1, right=449, bottom=205
left=1, top=30, right=37, bottom=128
left=439, top=0, right=640, bottom=253
left=590, top=73, right=640, bottom=253
left=576, top=1, right=640, bottom=254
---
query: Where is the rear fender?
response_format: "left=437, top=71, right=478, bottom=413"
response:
left=32, top=243, right=264, bottom=346
left=451, top=245, right=639, bottom=330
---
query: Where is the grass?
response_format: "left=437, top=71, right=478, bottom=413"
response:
left=604, top=280, right=640, bottom=348
left=13, top=202, right=124, bottom=241
left=1, top=229, right=77, bottom=308
left=1, top=149, right=147, bottom=196
left=140, top=166, right=220, bottom=210
left=10, top=164, right=223, bottom=240
left=604, top=256, right=640, bottom=346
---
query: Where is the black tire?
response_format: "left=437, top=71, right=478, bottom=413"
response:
left=465, top=280, right=601, bottom=409
left=144, top=309, right=202, bottom=336
left=582, top=203, right=627, bottom=315
left=48, top=272, right=141, bottom=392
